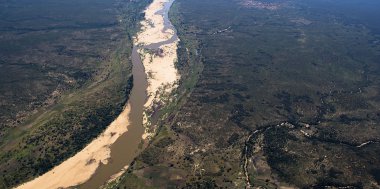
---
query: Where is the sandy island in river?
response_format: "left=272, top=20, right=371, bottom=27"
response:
left=135, top=0, right=180, bottom=139
left=16, top=0, right=179, bottom=188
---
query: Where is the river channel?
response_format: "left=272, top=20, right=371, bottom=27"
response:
left=79, top=0, right=178, bottom=188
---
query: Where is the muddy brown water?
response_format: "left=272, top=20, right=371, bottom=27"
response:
left=78, top=0, right=178, bottom=188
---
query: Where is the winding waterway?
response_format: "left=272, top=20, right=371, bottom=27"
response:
left=79, top=0, right=178, bottom=188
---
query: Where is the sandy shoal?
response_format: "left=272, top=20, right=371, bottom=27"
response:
left=136, top=0, right=180, bottom=118
left=136, top=0, right=175, bottom=45
left=138, top=42, right=179, bottom=109
left=16, top=104, right=131, bottom=189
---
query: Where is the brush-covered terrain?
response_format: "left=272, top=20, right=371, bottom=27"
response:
left=110, top=0, right=380, bottom=188
left=0, top=0, right=151, bottom=188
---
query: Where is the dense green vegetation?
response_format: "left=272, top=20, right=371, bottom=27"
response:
left=0, top=0, right=151, bottom=188
left=112, top=0, right=380, bottom=188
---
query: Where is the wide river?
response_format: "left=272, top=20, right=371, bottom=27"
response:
left=79, top=0, right=178, bottom=188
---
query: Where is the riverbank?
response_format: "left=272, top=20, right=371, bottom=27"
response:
left=12, top=0, right=152, bottom=188
left=15, top=104, right=132, bottom=189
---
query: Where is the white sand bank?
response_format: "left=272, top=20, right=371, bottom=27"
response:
left=16, top=104, right=131, bottom=189
left=135, top=0, right=180, bottom=138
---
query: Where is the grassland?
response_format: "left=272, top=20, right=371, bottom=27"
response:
left=0, top=0, right=151, bottom=188
left=110, top=0, right=380, bottom=188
